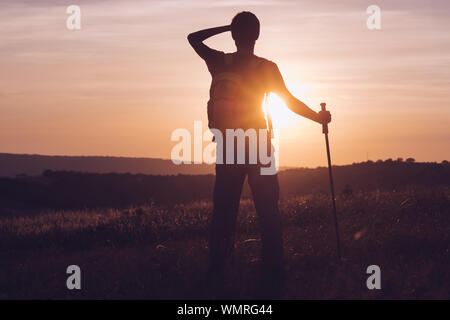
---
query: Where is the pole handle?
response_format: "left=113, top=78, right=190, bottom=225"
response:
left=320, top=102, right=328, bottom=134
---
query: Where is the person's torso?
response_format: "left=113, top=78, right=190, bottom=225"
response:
left=208, top=52, right=270, bottom=130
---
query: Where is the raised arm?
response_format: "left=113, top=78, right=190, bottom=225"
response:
left=187, top=25, right=231, bottom=60
left=270, top=63, right=331, bottom=124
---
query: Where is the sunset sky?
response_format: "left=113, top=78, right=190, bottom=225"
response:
left=1, top=0, right=449, bottom=167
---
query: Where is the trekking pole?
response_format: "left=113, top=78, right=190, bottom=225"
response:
left=320, top=102, right=342, bottom=261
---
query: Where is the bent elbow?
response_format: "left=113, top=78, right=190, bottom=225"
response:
left=187, top=33, right=195, bottom=44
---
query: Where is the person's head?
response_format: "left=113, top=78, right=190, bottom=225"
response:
left=231, top=11, right=260, bottom=46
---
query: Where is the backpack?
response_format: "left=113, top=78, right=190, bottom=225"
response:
left=208, top=53, right=269, bottom=132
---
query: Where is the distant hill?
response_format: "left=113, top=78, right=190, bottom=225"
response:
left=0, top=160, right=448, bottom=211
left=0, top=153, right=214, bottom=177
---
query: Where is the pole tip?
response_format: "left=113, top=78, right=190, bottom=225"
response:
left=320, top=102, right=326, bottom=111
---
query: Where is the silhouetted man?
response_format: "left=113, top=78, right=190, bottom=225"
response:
left=188, top=11, right=331, bottom=298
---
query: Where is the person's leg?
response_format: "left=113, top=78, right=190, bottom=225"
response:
left=247, top=165, right=284, bottom=298
left=208, top=164, right=246, bottom=296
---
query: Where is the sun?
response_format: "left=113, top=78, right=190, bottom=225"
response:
left=262, top=82, right=313, bottom=130
left=263, top=93, right=296, bottom=129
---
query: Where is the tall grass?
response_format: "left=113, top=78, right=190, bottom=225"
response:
left=0, top=186, right=448, bottom=299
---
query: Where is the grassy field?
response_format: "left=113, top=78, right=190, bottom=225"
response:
left=0, top=186, right=449, bottom=299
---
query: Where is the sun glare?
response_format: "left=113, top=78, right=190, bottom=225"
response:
left=263, top=82, right=312, bottom=130
left=264, top=93, right=295, bottom=129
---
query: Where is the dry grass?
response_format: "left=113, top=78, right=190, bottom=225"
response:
left=0, top=186, right=449, bottom=299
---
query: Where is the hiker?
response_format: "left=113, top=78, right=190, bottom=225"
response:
left=187, top=11, right=331, bottom=298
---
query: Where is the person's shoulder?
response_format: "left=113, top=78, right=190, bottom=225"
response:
left=254, top=55, right=276, bottom=66
left=255, top=56, right=274, bottom=64
left=254, top=55, right=278, bottom=71
left=205, top=50, right=226, bottom=74
left=208, top=49, right=225, bottom=62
